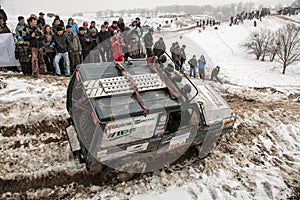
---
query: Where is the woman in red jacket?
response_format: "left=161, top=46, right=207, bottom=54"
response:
left=111, top=30, right=125, bottom=62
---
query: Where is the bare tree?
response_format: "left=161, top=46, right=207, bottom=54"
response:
left=266, top=32, right=279, bottom=62
left=242, top=29, right=269, bottom=60
left=275, top=24, right=300, bottom=74
left=261, top=29, right=273, bottom=61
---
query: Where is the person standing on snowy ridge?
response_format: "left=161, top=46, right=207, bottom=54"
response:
left=179, top=44, right=186, bottom=72
left=198, top=55, right=206, bottom=80
left=188, top=55, right=197, bottom=78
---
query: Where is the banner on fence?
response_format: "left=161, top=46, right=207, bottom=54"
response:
left=0, top=33, right=20, bottom=67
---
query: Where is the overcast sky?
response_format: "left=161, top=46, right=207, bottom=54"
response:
left=0, top=0, right=294, bottom=15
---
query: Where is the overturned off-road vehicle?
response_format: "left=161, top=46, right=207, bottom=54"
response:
left=66, top=55, right=235, bottom=178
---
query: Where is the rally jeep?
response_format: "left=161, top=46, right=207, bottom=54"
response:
left=66, top=55, right=235, bottom=176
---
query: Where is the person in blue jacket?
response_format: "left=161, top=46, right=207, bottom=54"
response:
left=198, top=55, right=206, bottom=80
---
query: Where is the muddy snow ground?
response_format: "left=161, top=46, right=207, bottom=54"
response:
left=0, top=15, right=300, bottom=199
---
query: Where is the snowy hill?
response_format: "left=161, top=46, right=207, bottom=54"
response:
left=182, top=16, right=300, bottom=88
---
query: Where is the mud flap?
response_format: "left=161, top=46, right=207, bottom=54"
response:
left=66, top=125, right=81, bottom=153
left=198, top=121, right=223, bottom=159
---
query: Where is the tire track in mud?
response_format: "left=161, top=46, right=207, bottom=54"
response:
left=0, top=118, right=69, bottom=137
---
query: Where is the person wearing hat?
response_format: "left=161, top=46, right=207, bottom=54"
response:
left=23, top=16, right=45, bottom=78
left=98, top=24, right=112, bottom=62
left=0, top=14, right=10, bottom=33
left=109, top=21, right=120, bottom=36
left=15, top=36, right=32, bottom=76
left=143, top=28, right=154, bottom=58
left=37, top=12, right=45, bottom=29
left=87, top=27, right=100, bottom=63
left=153, top=37, right=166, bottom=58
left=77, top=26, right=91, bottom=62
left=89, top=21, right=98, bottom=33
left=52, top=25, right=72, bottom=76
left=211, top=66, right=223, bottom=84
left=65, top=24, right=82, bottom=74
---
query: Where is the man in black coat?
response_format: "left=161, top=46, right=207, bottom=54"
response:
left=78, top=27, right=91, bottom=62
left=37, top=12, right=46, bottom=29
left=98, top=24, right=112, bottom=62
left=52, top=26, right=72, bottom=76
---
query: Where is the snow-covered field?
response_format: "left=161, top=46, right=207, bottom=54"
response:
left=0, top=14, right=299, bottom=199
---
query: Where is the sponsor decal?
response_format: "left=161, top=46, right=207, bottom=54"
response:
left=106, top=128, right=136, bottom=141
left=126, top=142, right=149, bottom=153
left=168, top=132, right=190, bottom=150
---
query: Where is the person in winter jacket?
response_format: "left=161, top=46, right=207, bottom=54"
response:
left=153, top=37, right=166, bottom=58
left=23, top=16, right=46, bottom=77
left=15, top=16, right=27, bottom=37
left=42, top=24, right=55, bottom=74
left=129, top=20, right=142, bottom=57
left=52, top=25, right=72, bottom=76
left=37, top=12, right=45, bottom=29
left=171, top=42, right=180, bottom=70
left=67, top=18, right=79, bottom=34
left=98, top=24, right=112, bottom=62
left=15, top=36, right=32, bottom=76
left=89, top=21, right=98, bottom=33
left=179, top=45, right=186, bottom=71
left=211, top=66, right=223, bottom=84
left=109, top=21, right=121, bottom=36
left=87, top=28, right=100, bottom=63
left=143, top=28, right=154, bottom=58
left=188, top=55, right=197, bottom=78
left=65, top=24, right=82, bottom=74
left=0, top=14, right=10, bottom=33
left=78, top=27, right=91, bottom=62
left=111, top=31, right=125, bottom=61
left=198, top=55, right=206, bottom=80
left=118, top=17, right=125, bottom=32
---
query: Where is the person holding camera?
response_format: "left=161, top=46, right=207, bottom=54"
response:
left=111, top=30, right=125, bottom=62
left=23, top=16, right=46, bottom=78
